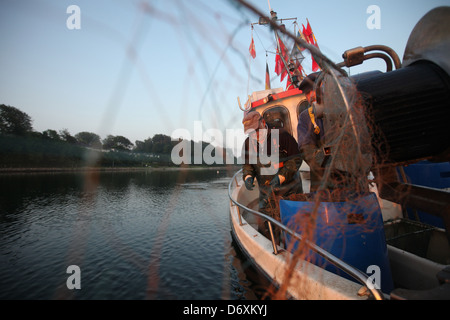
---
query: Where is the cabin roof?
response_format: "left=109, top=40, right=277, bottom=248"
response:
left=251, top=88, right=303, bottom=108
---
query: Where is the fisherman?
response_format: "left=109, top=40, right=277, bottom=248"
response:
left=297, top=72, right=370, bottom=195
left=242, top=110, right=302, bottom=242
left=296, top=72, right=326, bottom=192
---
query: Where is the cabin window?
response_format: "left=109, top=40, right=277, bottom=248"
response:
left=297, top=100, right=310, bottom=119
left=262, top=106, right=292, bottom=135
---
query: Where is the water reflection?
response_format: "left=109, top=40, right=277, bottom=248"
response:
left=0, top=167, right=259, bottom=300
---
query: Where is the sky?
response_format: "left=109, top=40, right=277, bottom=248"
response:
left=1, top=0, right=449, bottom=154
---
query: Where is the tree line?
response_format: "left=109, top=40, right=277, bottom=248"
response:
left=0, top=104, right=236, bottom=168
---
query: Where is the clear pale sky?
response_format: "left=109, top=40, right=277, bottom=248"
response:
left=1, top=0, right=448, bottom=151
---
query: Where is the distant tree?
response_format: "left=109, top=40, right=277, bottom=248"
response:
left=135, top=140, right=145, bottom=152
left=162, top=144, right=172, bottom=154
left=134, top=137, right=153, bottom=153
left=42, top=129, right=61, bottom=141
left=59, top=129, right=77, bottom=144
left=28, top=131, right=43, bottom=139
left=75, top=131, right=102, bottom=149
left=0, top=104, right=33, bottom=136
left=151, top=134, right=171, bottom=154
left=103, top=135, right=133, bottom=151
left=102, top=135, right=114, bottom=150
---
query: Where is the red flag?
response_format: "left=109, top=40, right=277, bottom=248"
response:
left=309, top=21, right=320, bottom=71
left=307, top=21, right=314, bottom=44
left=306, top=21, right=315, bottom=45
left=249, top=37, right=256, bottom=59
left=265, top=62, right=271, bottom=90
left=274, top=49, right=284, bottom=75
left=302, top=19, right=320, bottom=71
left=302, top=20, right=319, bottom=47
left=302, top=23, right=312, bottom=44
left=274, top=36, right=289, bottom=80
left=312, top=57, right=320, bottom=72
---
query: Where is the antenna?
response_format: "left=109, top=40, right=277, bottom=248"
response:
left=249, top=2, right=298, bottom=87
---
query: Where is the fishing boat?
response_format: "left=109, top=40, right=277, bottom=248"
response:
left=228, top=4, right=450, bottom=300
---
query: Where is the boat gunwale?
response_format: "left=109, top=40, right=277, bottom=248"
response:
left=228, top=168, right=386, bottom=300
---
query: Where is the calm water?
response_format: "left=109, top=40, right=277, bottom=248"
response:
left=0, top=168, right=266, bottom=300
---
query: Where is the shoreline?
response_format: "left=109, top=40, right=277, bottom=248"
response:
left=0, top=165, right=241, bottom=174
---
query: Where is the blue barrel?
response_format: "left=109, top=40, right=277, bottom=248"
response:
left=401, top=161, right=450, bottom=228
left=280, top=192, right=394, bottom=294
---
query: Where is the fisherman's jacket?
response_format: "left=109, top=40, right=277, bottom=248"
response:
left=242, top=128, right=303, bottom=206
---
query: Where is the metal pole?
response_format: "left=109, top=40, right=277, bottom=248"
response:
left=267, top=221, right=279, bottom=255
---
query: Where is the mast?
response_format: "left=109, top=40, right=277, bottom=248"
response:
left=270, top=10, right=296, bottom=88
left=249, top=1, right=298, bottom=90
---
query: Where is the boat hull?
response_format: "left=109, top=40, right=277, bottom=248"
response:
left=229, top=180, right=367, bottom=300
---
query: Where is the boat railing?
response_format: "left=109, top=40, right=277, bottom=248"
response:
left=228, top=169, right=385, bottom=300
